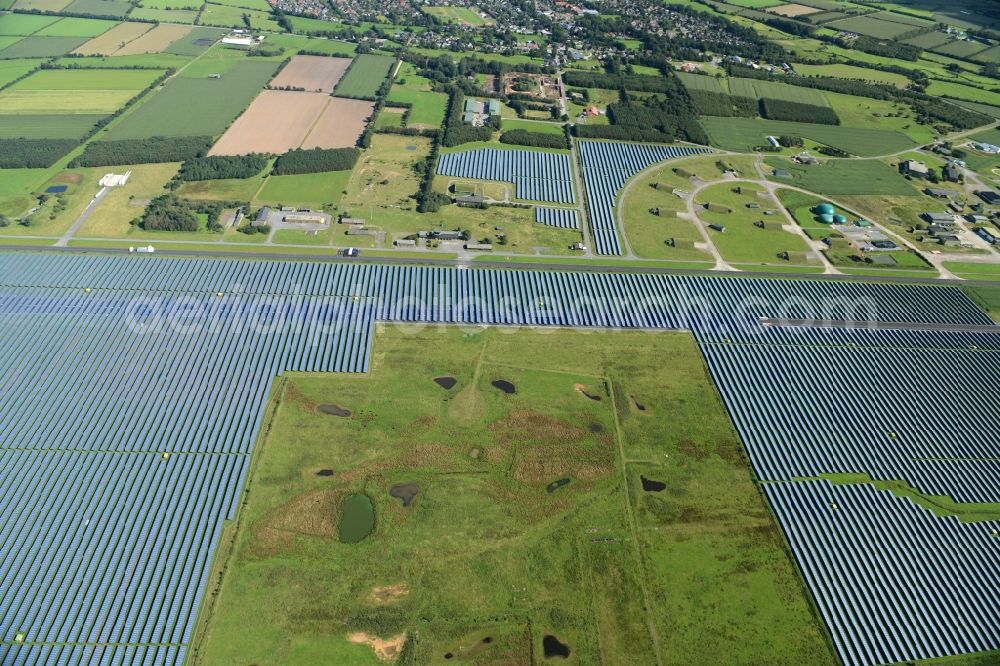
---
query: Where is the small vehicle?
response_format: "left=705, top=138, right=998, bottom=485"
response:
left=342, top=247, right=360, bottom=257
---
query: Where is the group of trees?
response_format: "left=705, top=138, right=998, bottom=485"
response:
left=272, top=147, right=361, bottom=175
left=137, top=195, right=225, bottom=232
left=687, top=90, right=758, bottom=118
left=499, top=129, right=569, bottom=150
left=0, top=139, right=78, bottom=169
left=726, top=64, right=991, bottom=130
left=760, top=99, right=840, bottom=125
left=603, top=86, right=709, bottom=144
left=72, top=136, right=213, bottom=168
left=177, top=155, right=268, bottom=181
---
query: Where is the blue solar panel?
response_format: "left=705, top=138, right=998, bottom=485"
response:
left=0, top=253, right=997, bottom=666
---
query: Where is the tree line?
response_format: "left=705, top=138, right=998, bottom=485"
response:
left=177, top=155, right=268, bottom=181
left=499, top=129, right=568, bottom=150
left=72, top=136, right=214, bottom=167
left=272, top=147, right=360, bottom=175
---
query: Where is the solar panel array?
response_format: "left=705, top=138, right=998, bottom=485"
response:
left=534, top=206, right=580, bottom=229
left=577, top=141, right=711, bottom=255
left=767, top=480, right=1000, bottom=666
left=436, top=148, right=575, bottom=203
left=0, top=252, right=998, bottom=666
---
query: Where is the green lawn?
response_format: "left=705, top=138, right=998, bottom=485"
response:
left=384, top=87, right=446, bottom=128
left=190, top=326, right=834, bottom=666
left=696, top=182, right=817, bottom=266
left=765, top=158, right=920, bottom=196
left=501, top=118, right=565, bottom=135
left=256, top=170, right=352, bottom=208
left=700, top=116, right=917, bottom=157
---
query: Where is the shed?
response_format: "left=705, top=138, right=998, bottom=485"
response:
left=464, top=243, right=493, bottom=251
left=487, top=99, right=500, bottom=115
left=976, top=190, right=1000, bottom=205
left=925, top=187, right=953, bottom=199
left=901, top=160, right=929, bottom=178
left=394, top=238, right=417, bottom=247
left=922, top=212, right=957, bottom=225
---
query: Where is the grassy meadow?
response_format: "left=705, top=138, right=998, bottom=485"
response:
left=190, top=326, right=834, bottom=666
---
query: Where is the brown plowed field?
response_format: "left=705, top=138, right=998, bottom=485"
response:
left=73, top=22, right=152, bottom=56
left=114, top=24, right=192, bottom=55
left=769, top=3, right=821, bottom=17
left=269, top=55, right=353, bottom=94
left=300, top=97, right=373, bottom=149
left=209, top=90, right=331, bottom=156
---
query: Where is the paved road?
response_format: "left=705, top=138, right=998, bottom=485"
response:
left=5, top=244, right=1000, bottom=287
left=55, top=187, right=109, bottom=248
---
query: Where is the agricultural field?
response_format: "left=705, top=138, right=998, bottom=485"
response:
left=501, top=118, right=565, bottom=135
left=164, top=26, right=224, bottom=56
left=199, top=3, right=278, bottom=30
left=765, top=157, right=922, bottom=196
left=0, top=12, right=60, bottom=35
left=791, top=63, right=910, bottom=88
left=827, top=14, right=930, bottom=39
left=209, top=91, right=332, bottom=156
left=113, top=24, right=193, bottom=55
left=728, top=77, right=830, bottom=106
left=129, top=7, right=199, bottom=22
left=35, top=16, right=116, bottom=37
left=269, top=55, right=352, bottom=93
left=192, top=326, right=833, bottom=665
left=699, top=116, right=917, bottom=156
left=139, top=0, right=202, bottom=8
left=11, top=0, right=71, bottom=10
left=300, top=97, right=374, bottom=149
left=0, top=58, right=43, bottom=87
left=334, top=54, right=395, bottom=98
left=104, top=60, right=277, bottom=139
left=373, top=106, right=405, bottom=129
left=62, top=0, right=132, bottom=15
left=0, top=35, right=89, bottom=58
left=0, top=114, right=104, bottom=139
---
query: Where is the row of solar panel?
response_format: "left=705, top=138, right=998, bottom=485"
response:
left=436, top=149, right=575, bottom=204
left=577, top=141, right=710, bottom=255
left=534, top=207, right=580, bottom=229
left=766, top=480, right=1000, bottom=666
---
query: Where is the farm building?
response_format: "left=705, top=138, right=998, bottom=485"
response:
left=943, top=164, right=960, bottom=182
left=901, top=160, right=929, bottom=179
left=340, top=217, right=366, bottom=226
left=99, top=172, right=131, bottom=188
left=925, top=187, right=953, bottom=199
left=972, top=142, right=1000, bottom=154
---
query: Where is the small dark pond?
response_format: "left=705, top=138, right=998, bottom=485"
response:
left=482, top=636, right=493, bottom=644
left=390, top=483, right=420, bottom=507
left=433, top=376, right=457, bottom=390
left=640, top=475, right=666, bottom=492
left=630, top=395, right=646, bottom=411
left=318, top=404, right=352, bottom=417
left=491, top=379, right=516, bottom=394
left=546, top=478, right=571, bottom=494
left=580, top=389, right=601, bottom=401
left=588, top=423, right=603, bottom=433
left=316, top=469, right=335, bottom=477
left=338, top=493, right=375, bottom=543
left=543, top=635, right=570, bottom=659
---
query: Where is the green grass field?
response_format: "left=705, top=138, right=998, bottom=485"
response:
left=198, top=3, right=278, bottom=29
left=190, top=326, right=834, bottom=666
left=422, top=5, right=490, bottom=25
left=0, top=58, right=41, bottom=88
left=335, top=54, right=395, bottom=98
left=0, top=113, right=104, bottom=139
left=0, top=13, right=60, bottom=36
left=827, top=14, right=924, bottom=39
left=204, top=0, right=270, bottom=10
left=104, top=60, right=277, bottom=139
left=384, top=88, right=447, bottom=128
left=792, top=63, right=910, bottom=88
left=62, top=0, right=131, bottom=16
left=256, top=170, right=352, bottom=208
left=699, top=116, right=917, bottom=156
left=0, top=35, right=88, bottom=58
left=10, top=68, right=162, bottom=90
left=926, top=79, right=1000, bottom=107
left=501, top=118, right=565, bottom=135
left=129, top=7, right=200, bottom=22
left=164, top=26, right=223, bottom=56
left=0, top=88, right=132, bottom=113
left=139, top=0, right=202, bottom=8
left=34, top=16, right=116, bottom=37
left=729, top=77, right=830, bottom=107
left=766, top=158, right=920, bottom=196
